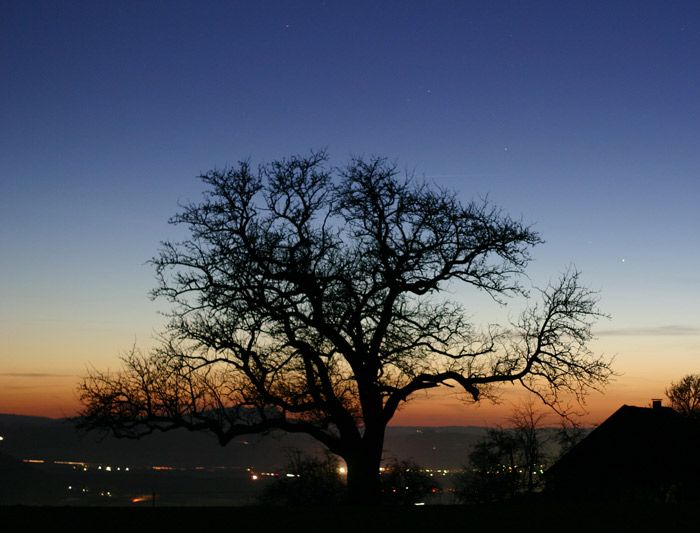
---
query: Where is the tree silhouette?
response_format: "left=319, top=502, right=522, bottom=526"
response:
left=555, top=416, right=588, bottom=459
left=380, top=458, right=440, bottom=505
left=76, top=151, right=612, bottom=504
left=456, top=402, right=551, bottom=503
left=665, top=374, right=700, bottom=420
left=258, top=448, right=345, bottom=506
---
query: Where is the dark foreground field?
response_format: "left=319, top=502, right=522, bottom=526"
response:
left=1, top=503, right=697, bottom=532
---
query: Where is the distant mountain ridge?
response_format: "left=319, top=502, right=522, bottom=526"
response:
left=0, top=414, right=488, bottom=471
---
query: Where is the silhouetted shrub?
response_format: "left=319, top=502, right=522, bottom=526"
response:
left=258, top=449, right=346, bottom=505
left=380, top=459, right=440, bottom=506
left=455, top=403, right=551, bottom=503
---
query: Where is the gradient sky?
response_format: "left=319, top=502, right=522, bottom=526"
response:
left=2, top=1, right=699, bottom=426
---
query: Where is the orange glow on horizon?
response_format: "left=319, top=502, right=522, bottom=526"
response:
left=3, top=378, right=659, bottom=428
left=1, top=339, right=680, bottom=427
left=0, top=375, right=82, bottom=419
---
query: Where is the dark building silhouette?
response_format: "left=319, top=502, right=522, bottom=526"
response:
left=545, top=402, right=700, bottom=502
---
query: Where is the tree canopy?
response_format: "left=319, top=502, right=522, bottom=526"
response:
left=456, top=402, right=551, bottom=503
left=665, top=374, right=700, bottom=420
left=77, top=151, right=613, bottom=503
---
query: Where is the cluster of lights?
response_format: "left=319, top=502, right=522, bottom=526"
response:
left=248, top=469, right=282, bottom=481
left=420, top=468, right=451, bottom=476
left=67, top=486, right=107, bottom=495
left=379, top=467, right=452, bottom=476
left=479, top=463, right=547, bottom=475
left=97, top=465, right=129, bottom=472
left=250, top=468, right=349, bottom=481
left=22, top=459, right=133, bottom=472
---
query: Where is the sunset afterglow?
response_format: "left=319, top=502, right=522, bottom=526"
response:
left=2, top=2, right=699, bottom=428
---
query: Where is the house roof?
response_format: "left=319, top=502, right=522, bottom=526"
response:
left=547, top=404, right=700, bottom=482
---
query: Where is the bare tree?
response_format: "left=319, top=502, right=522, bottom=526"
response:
left=456, top=401, right=551, bottom=503
left=456, top=426, right=521, bottom=503
left=556, top=416, right=588, bottom=458
left=259, top=448, right=346, bottom=506
left=508, top=401, right=550, bottom=494
left=76, top=151, right=613, bottom=504
left=665, top=374, right=700, bottom=420
left=380, top=458, right=440, bottom=506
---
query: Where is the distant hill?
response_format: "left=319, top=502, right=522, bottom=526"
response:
left=0, top=414, right=486, bottom=471
left=1, top=414, right=588, bottom=506
left=0, top=450, right=64, bottom=504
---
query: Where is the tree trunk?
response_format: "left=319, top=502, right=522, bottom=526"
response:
left=343, top=425, right=385, bottom=505
left=345, top=449, right=383, bottom=505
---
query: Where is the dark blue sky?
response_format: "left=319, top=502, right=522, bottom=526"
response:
left=2, top=1, right=699, bottom=422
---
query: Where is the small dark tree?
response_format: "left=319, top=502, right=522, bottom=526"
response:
left=456, top=402, right=551, bottom=503
left=556, top=416, right=588, bottom=458
left=259, top=448, right=345, bottom=506
left=665, top=374, right=700, bottom=420
left=76, top=151, right=612, bottom=504
left=509, top=401, right=549, bottom=494
left=456, top=427, right=520, bottom=503
left=380, top=459, right=440, bottom=505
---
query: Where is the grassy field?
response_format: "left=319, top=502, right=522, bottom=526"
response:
left=1, top=503, right=697, bottom=532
